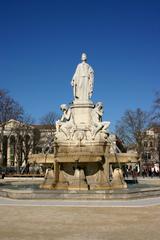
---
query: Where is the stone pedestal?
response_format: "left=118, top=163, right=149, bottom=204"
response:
left=71, top=103, right=94, bottom=126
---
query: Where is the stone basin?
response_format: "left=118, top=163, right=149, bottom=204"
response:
left=1, top=178, right=160, bottom=200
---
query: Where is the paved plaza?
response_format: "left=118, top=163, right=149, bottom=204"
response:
left=0, top=197, right=160, bottom=240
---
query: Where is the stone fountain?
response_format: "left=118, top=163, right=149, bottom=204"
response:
left=41, top=53, right=127, bottom=190
left=2, top=53, right=160, bottom=200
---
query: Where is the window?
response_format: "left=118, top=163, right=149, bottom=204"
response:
left=144, top=141, right=148, bottom=147
left=150, top=141, right=153, bottom=147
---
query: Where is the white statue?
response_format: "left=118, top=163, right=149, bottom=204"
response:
left=71, top=53, right=94, bottom=102
left=56, top=104, right=74, bottom=140
left=91, top=102, right=110, bottom=139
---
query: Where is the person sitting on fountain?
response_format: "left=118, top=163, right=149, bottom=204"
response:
left=91, top=102, right=110, bottom=140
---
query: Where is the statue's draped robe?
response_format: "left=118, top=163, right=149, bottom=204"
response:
left=72, top=62, right=94, bottom=101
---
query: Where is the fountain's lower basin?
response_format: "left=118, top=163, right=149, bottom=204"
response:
left=1, top=179, right=160, bottom=200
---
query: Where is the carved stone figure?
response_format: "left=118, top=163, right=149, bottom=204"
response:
left=56, top=104, right=74, bottom=140
left=91, top=102, right=110, bottom=139
left=71, top=53, right=94, bottom=102
left=111, top=168, right=127, bottom=189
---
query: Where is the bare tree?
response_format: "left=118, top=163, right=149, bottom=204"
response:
left=0, top=89, right=23, bottom=123
left=115, top=108, right=149, bottom=156
left=40, top=111, right=58, bottom=150
left=40, top=111, right=58, bottom=127
left=39, top=111, right=58, bottom=164
left=151, top=91, right=160, bottom=124
left=0, top=89, right=24, bottom=166
left=13, top=114, right=40, bottom=173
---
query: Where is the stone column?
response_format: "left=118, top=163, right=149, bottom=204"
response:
left=0, top=140, right=2, bottom=166
left=54, top=160, right=68, bottom=189
left=54, top=160, right=60, bottom=183
left=7, top=137, right=11, bottom=166
left=104, top=144, right=111, bottom=179
left=104, top=156, right=110, bottom=180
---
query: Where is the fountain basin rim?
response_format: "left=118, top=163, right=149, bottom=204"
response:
left=1, top=185, right=160, bottom=200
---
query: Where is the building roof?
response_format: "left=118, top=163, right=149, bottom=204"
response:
left=148, top=125, right=160, bottom=134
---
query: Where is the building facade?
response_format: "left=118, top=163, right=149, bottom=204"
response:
left=141, top=126, right=160, bottom=171
left=0, top=119, right=54, bottom=168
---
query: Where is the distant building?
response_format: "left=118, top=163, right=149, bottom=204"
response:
left=0, top=119, right=55, bottom=167
left=142, top=126, right=160, bottom=167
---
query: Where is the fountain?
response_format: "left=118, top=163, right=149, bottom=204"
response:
left=1, top=53, right=160, bottom=200
left=41, top=53, right=127, bottom=190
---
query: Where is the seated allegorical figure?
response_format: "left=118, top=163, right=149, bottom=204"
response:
left=91, top=102, right=110, bottom=139
left=56, top=104, right=74, bottom=140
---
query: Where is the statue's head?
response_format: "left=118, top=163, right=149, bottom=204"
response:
left=60, top=104, right=68, bottom=111
left=81, top=53, right=87, bottom=62
left=96, top=102, right=103, bottom=109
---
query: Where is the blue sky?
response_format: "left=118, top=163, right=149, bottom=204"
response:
left=0, top=0, right=160, bottom=131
